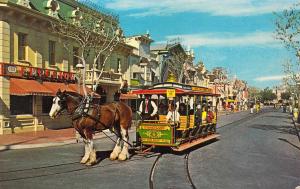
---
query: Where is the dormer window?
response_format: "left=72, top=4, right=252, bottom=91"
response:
left=17, top=0, right=31, bottom=8
left=45, top=0, right=60, bottom=18
left=70, top=7, right=82, bottom=25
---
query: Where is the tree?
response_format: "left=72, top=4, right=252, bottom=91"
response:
left=51, top=5, right=123, bottom=96
left=248, top=86, right=261, bottom=101
left=275, top=4, right=300, bottom=108
left=259, top=87, right=277, bottom=102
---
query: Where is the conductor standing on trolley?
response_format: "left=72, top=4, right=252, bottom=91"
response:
left=138, top=95, right=158, bottom=120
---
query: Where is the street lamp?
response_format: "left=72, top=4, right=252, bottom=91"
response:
left=76, top=63, right=84, bottom=95
left=75, top=63, right=84, bottom=143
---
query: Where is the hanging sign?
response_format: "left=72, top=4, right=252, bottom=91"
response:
left=167, top=89, right=176, bottom=98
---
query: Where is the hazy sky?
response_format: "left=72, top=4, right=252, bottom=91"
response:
left=93, top=0, right=298, bottom=88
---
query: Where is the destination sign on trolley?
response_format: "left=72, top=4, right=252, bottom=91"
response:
left=166, top=89, right=176, bottom=98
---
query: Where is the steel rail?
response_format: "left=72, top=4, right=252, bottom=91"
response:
left=184, top=153, right=197, bottom=189
left=149, top=153, right=162, bottom=189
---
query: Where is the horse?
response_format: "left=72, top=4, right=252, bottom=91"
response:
left=49, top=89, right=133, bottom=165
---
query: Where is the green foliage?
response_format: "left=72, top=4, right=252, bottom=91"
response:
left=259, top=87, right=277, bottom=102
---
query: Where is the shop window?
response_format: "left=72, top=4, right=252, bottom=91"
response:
left=42, top=96, right=53, bottom=114
left=10, top=95, right=33, bottom=115
left=73, top=47, right=79, bottom=67
left=18, top=33, right=27, bottom=61
left=49, top=40, right=56, bottom=65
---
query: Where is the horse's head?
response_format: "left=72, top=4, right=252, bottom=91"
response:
left=49, top=89, right=68, bottom=119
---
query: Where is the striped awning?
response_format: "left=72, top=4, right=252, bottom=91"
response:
left=10, top=78, right=98, bottom=97
left=10, top=78, right=53, bottom=96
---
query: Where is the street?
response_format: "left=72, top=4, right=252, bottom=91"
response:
left=0, top=109, right=299, bottom=189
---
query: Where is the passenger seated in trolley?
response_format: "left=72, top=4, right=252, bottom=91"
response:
left=138, top=94, right=158, bottom=120
left=166, top=103, right=180, bottom=126
left=207, top=106, right=215, bottom=133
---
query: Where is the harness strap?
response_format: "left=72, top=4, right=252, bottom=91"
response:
left=102, top=129, right=133, bottom=147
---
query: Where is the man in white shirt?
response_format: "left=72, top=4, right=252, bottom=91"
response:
left=138, top=95, right=158, bottom=120
left=166, top=103, right=180, bottom=124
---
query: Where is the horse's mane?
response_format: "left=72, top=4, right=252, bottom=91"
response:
left=64, top=91, right=83, bottom=102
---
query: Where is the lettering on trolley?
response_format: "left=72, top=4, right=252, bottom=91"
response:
left=142, top=138, right=171, bottom=144
left=140, top=125, right=170, bottom=131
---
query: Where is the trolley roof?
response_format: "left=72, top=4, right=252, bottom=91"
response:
left=131, top=82, right=220, bottom=96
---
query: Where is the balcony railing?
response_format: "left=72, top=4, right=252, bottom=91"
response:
left=85, top=69, right=122, bottom=85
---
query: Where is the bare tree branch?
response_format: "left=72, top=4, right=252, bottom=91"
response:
left=50, top=7, right=122, bottom=96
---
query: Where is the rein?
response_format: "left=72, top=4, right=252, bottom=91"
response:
left=61, top=93, right=133, bottom=147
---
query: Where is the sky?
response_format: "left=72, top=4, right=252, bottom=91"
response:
left=92, top=0, right=299, bottom=88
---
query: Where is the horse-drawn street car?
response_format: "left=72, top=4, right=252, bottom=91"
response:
left=130, top=82, right=220, bottom=152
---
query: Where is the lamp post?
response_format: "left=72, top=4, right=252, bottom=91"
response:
left=76, top=63, right=84, bottom=95
left=75, top=63, right=84, bottom=143
left=214, top=78, right=220, bottom=111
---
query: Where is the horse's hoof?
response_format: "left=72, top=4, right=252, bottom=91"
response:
left=80, top=157, right=89, bottom=164
left=110, top=153, right=118, bottom=160
left=118, top=153, right=128, bottom=161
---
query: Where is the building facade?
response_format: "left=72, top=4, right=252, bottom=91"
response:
left=125, top=33, right=159, bottom=89
left=0, top=0, right=130, bottom=134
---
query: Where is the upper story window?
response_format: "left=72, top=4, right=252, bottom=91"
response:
left=45, top=0, right=60, bottom=18
left=49, top=40, right=56, bottom=65
left=97, top=54, right=105, bottom=69
left=17, top=0, right=31, bottom=8
left=117, top=58, right=121, bottom=73
left=18, top=33, right=27, bottom=61
left=73, top=47, right=79, bottom=67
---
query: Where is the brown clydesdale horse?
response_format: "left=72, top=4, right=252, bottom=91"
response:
left=49, top=90, right=132, bottom=165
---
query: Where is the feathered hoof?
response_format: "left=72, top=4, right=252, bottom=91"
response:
left=110, top=152, right=119, bottom=160
left=118, top=153, right=129, bottom=161
left=80, top=157, right=89, bottom=164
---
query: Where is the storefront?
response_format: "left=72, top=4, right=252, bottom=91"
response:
left=0, top=63, right=82, bottom=135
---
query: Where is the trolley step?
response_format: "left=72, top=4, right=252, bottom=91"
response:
left=171, top=134, right=220, bottom=152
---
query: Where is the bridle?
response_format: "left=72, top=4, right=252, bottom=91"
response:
left=54, top=94, right=68, bottom=116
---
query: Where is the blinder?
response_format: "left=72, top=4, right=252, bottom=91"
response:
left=56, top=94, right=67, bottom=115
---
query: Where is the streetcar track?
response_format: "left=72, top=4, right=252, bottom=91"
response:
left=0, top=161, right=79, bottom=174
left=149, top=153, right=162, bottom=189
left=0, top=154, right=159, bottom=182
left=184, top=153, right=196, bottom=189
left=149, top=152, right=197, bottom=189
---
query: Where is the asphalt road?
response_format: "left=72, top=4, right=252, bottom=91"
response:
left=0, top=108, right=299, bottom=189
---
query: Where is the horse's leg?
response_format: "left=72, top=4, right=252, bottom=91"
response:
left=118, top=127, right=129, bottom=161
left=85, top=130, right=97, bottom=166
left=110, top=137, right=122, bottom=160
left=80, top=139, right=90, bottom=164
left=85, top=139, right=97, bottom=166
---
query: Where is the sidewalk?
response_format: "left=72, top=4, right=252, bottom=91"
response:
left=0, top=128, right=114, bottom=151
left=0, top=110, right=248, bottom=151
